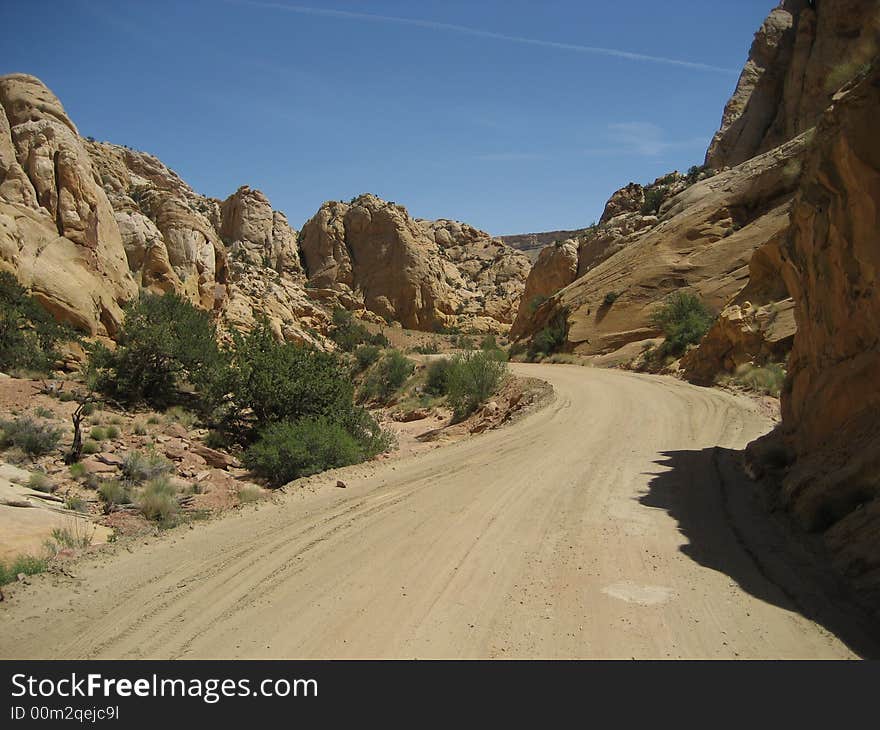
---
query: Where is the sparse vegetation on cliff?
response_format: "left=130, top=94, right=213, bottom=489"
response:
left=650, top=292, right=714, bottom=357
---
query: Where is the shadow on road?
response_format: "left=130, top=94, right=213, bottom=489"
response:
left=640, top=447, right=880, bottom=658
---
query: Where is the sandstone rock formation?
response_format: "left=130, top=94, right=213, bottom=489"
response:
left=0, top=74, right=137, bottom=336
left=509, top=239, right=578, bottom=339
left=300, top=194, right=530, bottom=332
left=706, top=0, right=880, bottom=169
left=516, top=136, right=807, bottom=357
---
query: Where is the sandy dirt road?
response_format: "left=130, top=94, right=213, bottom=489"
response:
left=0, top=365, right=856, bottom=658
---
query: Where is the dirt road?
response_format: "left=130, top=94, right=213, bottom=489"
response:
left=0, top=365, right=856, bottom=658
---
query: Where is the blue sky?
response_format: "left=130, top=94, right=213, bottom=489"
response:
left=1, top=1, right=771, bottom=235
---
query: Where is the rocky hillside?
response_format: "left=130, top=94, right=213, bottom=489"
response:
left=512, top=0, right=877, bottom=379
left=0, top=74, right=530, bottom=345
left=300, top=194, right=530, bottom=333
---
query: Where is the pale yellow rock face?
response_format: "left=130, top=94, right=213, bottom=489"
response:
left=0, top=74, right=136, bottom=336
left=706, top=0, right=880, bottom=169
left=300, top=194, right=530, bottom=332
left=518, top=135, right=808, bottom=357
left=220, top=185, right=302, bottom=276
left=509, top=239, right=578, bottom=339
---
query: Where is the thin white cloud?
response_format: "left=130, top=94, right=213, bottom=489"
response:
left=474, top=152, right=549, bottom=162
left=585, top=122, right=707, bottom=158
left=231, top=1, right=737, bottom=74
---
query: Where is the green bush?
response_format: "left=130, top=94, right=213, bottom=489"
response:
left=425, top=358, right=453, bottom=396
left=214, top=321, right=366, bottom=436
left=64, top=496, right=87, bottom=513
left=244, top=418, right=365, bottom=488
left=106, top=425, right=120, bottom=439
left=0, top=271, right=76, bottom=374
left=446, top=351, right=508, bottom=420
left=650, top=292, right=714, bottom=356
left=641, top=187, right=667, bottom=215
left=69, top=462, right=87, bottom=480
left=34, top=406, right=55, bottom=419
left=411, top=342, right=439, bottom=355
left=137, top=478, right=178, bottom=523
left=528, top=310, right=569, bottom=360
left=27, top=472, right=54, bottom=493
left=329, top=308, right=377, bottom=351
left=81, top=439, right=100, bottom=455
left=87, top=291, right=224, bottom=407
left=98, top=479, right=130, bottom=513
left=89, top=427, right=108, bottom=442
left=0, top=554, right=48, bottom=585
left=354, top=344, right=381, bottom=371
left=527, top=295, right=548, bottom=314
left=732, top=363, right=787, bottom=397
left=603, top=291, right=619, bottom=306
left=359, top=350, right=415, bottom=403
left=122, top=450, right=173, bottom=484
left=0, top=417, right=62, bottom=456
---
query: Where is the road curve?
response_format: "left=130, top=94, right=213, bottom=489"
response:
left=0, top=365, right=855, bottom=659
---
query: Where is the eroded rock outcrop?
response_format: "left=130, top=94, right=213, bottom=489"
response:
left=517, top=135, right=808, bottom=356
left=300, top=194, right=530, bottom=332
left=707, top=0, right=880, bottom=169
left=510, top=239, right=578, bottom=338
left=0, top=74, right=136, bottom=336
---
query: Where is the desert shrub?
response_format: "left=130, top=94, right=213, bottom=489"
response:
left=641, top=187, right=667, bottom=215
left=204, top=429, right=229, bottom=450
left=165, top=406, right=197, bottom=428
left=147, top=415, right=161, bottom=425
left=330, top=307, right=374, bottom=351
left=81, top=439, right=100, bottom=455
left=0, top=271, right=76, bottom=373
left=0, top=417, right=62, bottom=456
left=122, top=450, right=173, bottom=484
left=69, top=462, right=87, bottom=479
left=528, top=310, right=569, bottom=360
left=34, top=406, right=55, bottom=419
left=28, top=472, right=54, bottom=493
left=132, top=421, right=148, bottom=436
left=425, top=358, right=453, bottom=396
left=137, top=478, right=178, bottom=523
left=87, top=291, right=224, bottom=407
left=480, top=334, right=499, bottom=351
left=370, top=331, right=390, bottom=348
left=650, top=292, right=714, bottom=356
left=98, top=479, right=130, bottom=513
left=48, top=523, right=92, bottom=551
left=213, top=322, right=364, bottom=437
left=65, top=496, right=87, bottom=512
left=354, top=344, right=381, bottom=372
left=359, top=350, right=415, bottom=403
left=89, top=426, right=108, bottom=442
left=528, top=295, right=548, bottom=314
left=411, top=342, right=439, bottom=355
left=244, top=418, right=364, bottom=488
left=237, top=484, right=263, bottom=504
left=732, top=362, right=787, bottom=397
left=603, top=291, right=619, bottom=306
left=454, top=334, right=475, bottom=350
left=0, top=554, right=48, bottom=585
left=446, top=351, right=508, bottom=419
left=106, top=425, right=120, bottom=439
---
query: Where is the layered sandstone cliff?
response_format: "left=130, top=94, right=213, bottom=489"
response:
left=759, top=64, right=880, bottom=606
left=707, top=0, right=880, bottom=169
